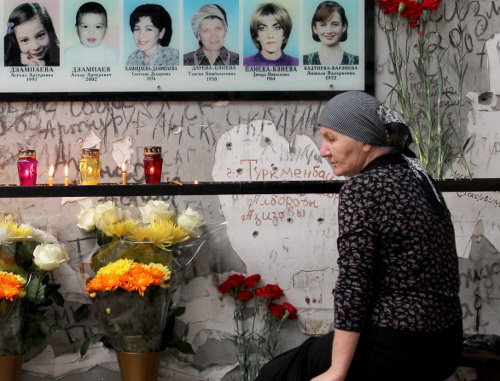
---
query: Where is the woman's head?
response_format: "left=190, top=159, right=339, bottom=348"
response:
left=318, top=91, right=398, bottom=176
left=191, top=4, right=228, bottom=50
left=129, top=4, right=172, bottom=49
left=311, top=1, right=348, bottom=43
left=4, top=2, right=59, bottom=66
left=249, top=3, right=292, bottom=53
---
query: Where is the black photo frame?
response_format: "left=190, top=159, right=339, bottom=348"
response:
left=1, top=0, right=374, bottom=101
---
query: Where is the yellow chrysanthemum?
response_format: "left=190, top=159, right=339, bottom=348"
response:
left=102, top=219, right=140, bottom=238
left=96, top=258, right=134, bottom=277
left=128, top=220, right=190, bottom=250
left=0, top=221, right=33, bottom=241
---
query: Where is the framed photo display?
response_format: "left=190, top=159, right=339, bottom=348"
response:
left=1, top=0, right=374, bottom=101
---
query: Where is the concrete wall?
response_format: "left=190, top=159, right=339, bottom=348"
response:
left=0, top=1, right=497, bottom=380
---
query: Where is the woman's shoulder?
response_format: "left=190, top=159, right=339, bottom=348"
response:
left=341, top=52, right=359, bottom=65
left=282, top=52, right=299, bottom=66
left=344, top=159, right=407, bottom=190
left=243, top=53, right=261, bottom=66
left=183, top=49, right=199, bottom=65
left=158, top=47, right=179, bottom=65
left=303, top=52, right=320, bottom=65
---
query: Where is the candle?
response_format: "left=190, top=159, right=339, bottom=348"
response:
left=167, top=179, right=183, bottom=186
left=79, top=148, right=101, bottom=185
left=17, top=150, right=38, bottom=186
left=193, top=180, right=199, bottom=185
left=121, top=162, right=127, bottom=185
left=143, top=146, right=163, bottom=184
left=48, top=165, right=55, bottom=186
left=64, top=164, right=69, bottom=186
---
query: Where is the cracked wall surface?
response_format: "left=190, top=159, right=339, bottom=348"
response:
left=0, top=3, right=498, bottom=381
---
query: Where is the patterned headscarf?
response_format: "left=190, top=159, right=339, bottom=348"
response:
left=318, top=91, right=446, bottom=214
left=191, top=4, right=227, bottom=39
left=318, top=91, right=388, bottom=146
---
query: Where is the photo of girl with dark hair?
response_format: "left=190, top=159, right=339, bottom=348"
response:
left=4, top=2, right=60, bottom=66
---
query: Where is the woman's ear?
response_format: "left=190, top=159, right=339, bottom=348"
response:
left=159, top=28, right=165, bottom=40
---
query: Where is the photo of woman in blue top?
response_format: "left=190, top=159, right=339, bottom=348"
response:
left=303, top=1, right=358, bottom=66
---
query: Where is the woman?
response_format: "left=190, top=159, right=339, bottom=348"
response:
left=183, top=4, right=238, bottom=66
left=243, top=2, right=298, bottom=66
left=257, top=91, right=463, bottom=381
left=4, top=2, right=60, bottom=67
left=303, top=1, right=358, bottom=65
left=126, top=4, right=178, bottom=66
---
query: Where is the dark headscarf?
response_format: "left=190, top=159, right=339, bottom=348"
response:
left=318, top=91, right=447, bottom=214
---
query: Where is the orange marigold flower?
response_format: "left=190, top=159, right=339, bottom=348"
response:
left=0, top=271, right=26, bottom=301
left=86, top=261, right=170, bottom=296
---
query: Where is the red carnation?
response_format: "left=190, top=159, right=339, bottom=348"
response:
left=401, top=1, right=424, bottom=24
left=268, top=303, right=285, bottom=317
left=375, top=0, right=403, bottom=15
left=236, top=290, right=254, bottom=301
left=218, top=274, right=246, bottom=294
left=255, top=284, right=284, bottom=300
left=283, top=302, right=298, bottom=320
left=243, top=274, right=261, bottom=289
left=420, top=0, right=441, bottom=11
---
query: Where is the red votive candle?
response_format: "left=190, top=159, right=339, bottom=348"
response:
left=143, top=146, right=163, bottom=184
left=17, top=150, right=38, bottom=186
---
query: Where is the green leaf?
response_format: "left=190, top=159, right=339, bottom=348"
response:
left=174, top=340, right=195, bottom=355
left=172, top=306, right=185, bottom=317
left=26, top=275, right=47, bottom=304
left=167, top=333, right=195, bottom=354
left=73, top=304, right=92, bottom=322
left=80, top=334, right=104, bottom=357
left=14, top=241, right=38, bottom=272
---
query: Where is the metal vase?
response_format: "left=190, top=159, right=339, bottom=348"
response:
left=0, top=354, right=23, bottom=381
left=116, top=351, right=161, bottom=381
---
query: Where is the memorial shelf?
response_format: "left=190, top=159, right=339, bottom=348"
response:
left=0, top=179, right=498, bottom=198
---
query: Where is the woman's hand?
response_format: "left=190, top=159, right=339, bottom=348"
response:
left=310, top=367, right=345, bottom=381
left=21, top=52, right=45, bottom=66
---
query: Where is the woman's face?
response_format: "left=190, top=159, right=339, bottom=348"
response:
left=319, top=127, right=369, bottom=177
left=77, top=13, right=107, bottom=48
left=199, top=17, right=226, bottom=53
left=256, top=14, right=284, bottom=56
left=313, top=12, right=346, bottom=47
left=133, top=16, right=165, bottom=55
left=15, top=16, right=50, bottom=60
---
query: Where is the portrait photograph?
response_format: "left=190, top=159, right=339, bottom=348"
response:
left=123, top=0, right=180, bottom=66
left=302, top=0, right=361, bottom=66
left=4, top=0, right=61, bottom=67
left=183, top=0, right=239, bottom=66
left=63, top=0, right=120, bottom=66
left=242, top=0, right=300, bottom=67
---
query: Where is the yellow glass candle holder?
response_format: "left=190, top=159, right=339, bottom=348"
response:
left=79, top=148, right=101, bottom=185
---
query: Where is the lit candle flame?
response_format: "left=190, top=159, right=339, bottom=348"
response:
left=121, top=162, right=127, bottom=185
left=64, top=164, right=69, bottom=186
left=194, top=180, right=199, bottom=184
left=48, top=165, right=54, bottom=186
